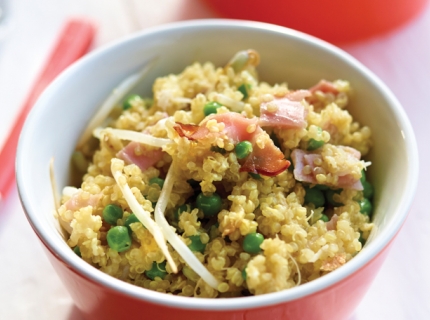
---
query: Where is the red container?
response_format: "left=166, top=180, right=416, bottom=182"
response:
left=201, top=0, right=429, bottom=43
left=43, top=238, right=393, bottom=320
left=17, top=20, right=419, bottom=320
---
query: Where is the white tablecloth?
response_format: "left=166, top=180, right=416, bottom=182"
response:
left=0, top=0, right=429, bottom=319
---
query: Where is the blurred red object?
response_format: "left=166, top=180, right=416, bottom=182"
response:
left=0, top=18, right=95, bottom=202
left=200, top=0, right=429, bottom=43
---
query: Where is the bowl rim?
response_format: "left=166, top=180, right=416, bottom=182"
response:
left=17, top=19, right=419, bottom=311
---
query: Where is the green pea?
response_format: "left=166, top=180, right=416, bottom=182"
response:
left=107, top=226, right=132, bottom=252
left=203, top=101, right=222, bottom=116
left=188, top=235, right=206, bottom=253
left=307, top=127, right=324, bottom=150
left=73, top=246, right=81, bottom=257
left=174, top=204, right=193, bottom=220
left=249, top=172, right=262, bottom=180
left=360, top=169, right=367, bottom=184
left=123, top=94, right=142, bottom=110
left=362, top=181, right=374, bottom=199
left=358, top=198, right=372, bottom=216
left=315, top=184, right=329, bottom=191
left=307, top=138, right=324, bottom=151
left=235, top=141, right=253, bottom=159
left=102, top=204, right=123, bottom=225
left=145, top=261, right=167, bottom=280
left=325, top=189, right=343, bottom=207
left=124, top=213, right=141, bottom=234
left=305, top=187, right=325, bottom=208
left=196, top=192, right=222, bottom=217
left=319, top=214, right=329, bottom=222
left=238, top=83, right=251, bottom=100
left=149, top=177, right=164, bottom=189
left=242, top=266, right=247, bottom=280
left=243, top=232, right=264, bottom=254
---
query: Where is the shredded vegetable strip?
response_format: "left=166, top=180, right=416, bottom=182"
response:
left=306, top=209, right=315, bottom=222
left=215, top=93, right=244, bottom=112
left=77, top=57, right=158, bottom=149
left=111, top=158, right=177, bottom=273
left=172, top=97, right=192, bottom=104
left=154, top=161, right=220, bottom=289
left=93, top=128, right=171, bottom=148
left=49, top=157, right=60, bottom=210
left=288, top=253, right=301, bottom=286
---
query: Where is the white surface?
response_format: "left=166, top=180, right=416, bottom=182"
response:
left=0, top=0, right=429, bottom=319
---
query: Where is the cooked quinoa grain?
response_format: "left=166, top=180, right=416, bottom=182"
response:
left=58, top=50, right=374, bottom=297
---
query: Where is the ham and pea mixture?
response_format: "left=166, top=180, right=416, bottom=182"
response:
left=58, top=50, right=374, bottom=297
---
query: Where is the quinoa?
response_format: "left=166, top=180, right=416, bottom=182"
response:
left=58, top=50, right=374, bottom=298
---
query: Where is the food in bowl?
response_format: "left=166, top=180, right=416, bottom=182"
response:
left=56, top=49, right=374, bottom=298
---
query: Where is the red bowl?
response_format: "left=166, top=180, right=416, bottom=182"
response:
left=201, top=0, right=429, bottom=43
left=17, top=20, right=419, bottom=320
left=44, top=237, right=394, bottom=319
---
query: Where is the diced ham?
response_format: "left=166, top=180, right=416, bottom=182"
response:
left=116, top=141, right=164, bottom=172
left=291, top=147, right=363, bottom=190
left=174, top=112, right=290, bottom=176
left=291, top=149, right=319, bottom=184
left=64, top=191, right=102, bottom=211
left=259, top=90, right=310, bottom=129
left=174, top=113, right=258, bottom=144
left=173, top=123, right=209, bottom=141
left=309, top=80, right=339, bottom=95
left=326, top=214, right=339, bottom=231
left=337, top=176, right=363, bottom=190
left=240, top=133, right=290, bottom=176
left=307, top=80, right=340, bottom=107
left=209, top=112, right=259, bottom=143
left=286, top=90, right=312, bottom=101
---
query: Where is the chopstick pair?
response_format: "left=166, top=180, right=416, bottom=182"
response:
left=0, top=18, right=96, bottom=202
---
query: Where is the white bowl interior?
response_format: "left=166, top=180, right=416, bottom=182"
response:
left=17, top=20, right=418, bottom=310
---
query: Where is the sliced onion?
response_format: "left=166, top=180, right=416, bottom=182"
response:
left=154, top=161, right=220, bottom=289
left=93, top=128, right=171, bottom=148
left=49, top=157, right=60, bottom=210
left=225, top=50, right=260, bottom=73
left=215, top=93, right=244, bottom=113
left=288, top=253, right=301, bottom=286
left=172, top=97, right=193, bottom=104
left=111, top=158, right=177, bottom=273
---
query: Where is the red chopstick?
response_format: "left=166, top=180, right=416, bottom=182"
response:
left=0, top=18, right=96, bottom=201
